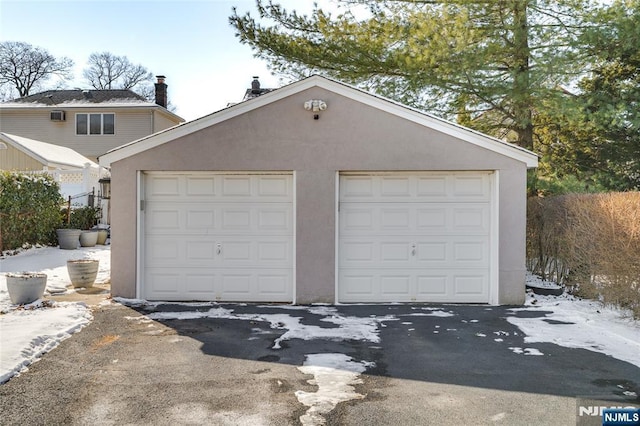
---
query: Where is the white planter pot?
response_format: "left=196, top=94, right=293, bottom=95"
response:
left=6, top=273, right=47, bottom=305
left=67, top=259, right=99, bottom=288
left=96, top=230, right=108, bottom=245
left=79, top=231, right=98, bottom=247
left=56, top=229, right=81, bottom=250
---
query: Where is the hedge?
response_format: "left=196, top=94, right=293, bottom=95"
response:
left=527, top=193, right=640, bottom=318
left=0, top=171, right=63, bottom=251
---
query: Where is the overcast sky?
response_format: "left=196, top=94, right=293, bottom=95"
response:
left=0, top=0, right=333, bottom=121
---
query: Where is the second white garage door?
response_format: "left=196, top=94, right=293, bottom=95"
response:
left=142, top=172, right=294, bottom=302
left=338, top=172, right=493, bottom=303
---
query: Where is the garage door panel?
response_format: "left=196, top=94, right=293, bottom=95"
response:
left=339, top=274, right=376, bottom=298
left=341, top=173, right=490, bottom=203
left=380, top=242, right=412, bottom=262
left=186, top=209, right=215, bottom=229
left=452, top=175, right=490, bottom=199
left=380, top=176, right=412, bottom=196
left=453, top=241, right=488, bottom=263
left=221, top=271, right=292, bottom=301
left=417, top=176, right=448, bottom=197
left=186, top=177, right=217, bottom=196
left=452, top=206, right=490, bottom=232
left=341, top=208, right=375, bottom=231
left=341, top=203, right=489, bottom=236
left=147, top=271, right=182, bottom=294
left=185, top=241, right=217, bottom=260
left=380, top=275, right=411, bottom=295
left=218, top=238, right=292, bottom=267
left=145, top=237, right=182, bottom=264
left=339, top=172, right=491, bottom=303
left=143, top=173, right=293, bottom=302
left=258, top=208, right=291, bottom=230
left=381, top=208, right=412, bottom=230
left=454, top=274, right=488, bottom=297
left=147, top=176, right=181, bottom=197
left=185, top=274, right=217, bottom=295
left=416, top=276, right=448, bottom=297
left=147, top=208, right=181, bottom=230
left=258, top=176, right=291, bottom=196
left=257, top=274, right=291, bottom=295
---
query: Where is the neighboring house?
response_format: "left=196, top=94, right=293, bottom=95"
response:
left=100, top=76, right=538, bottom=305
left=0, top=132, right=99, bottom=202
left=0, top=76, right=184, bottom=162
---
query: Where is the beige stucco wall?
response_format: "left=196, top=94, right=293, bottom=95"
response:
left=109, top=86, right=529, bottom=304
left=0, top=107, right=181, bottom=162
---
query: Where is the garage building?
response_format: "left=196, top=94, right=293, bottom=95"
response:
left=100, top=76, right=537, bottom=305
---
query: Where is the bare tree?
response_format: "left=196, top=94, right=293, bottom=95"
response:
left=83, top=52, right=153, bottom=91
left=0, top=41, right=74, bottom=97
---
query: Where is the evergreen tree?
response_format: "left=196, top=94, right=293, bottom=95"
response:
left=231, top=0, right=597, bottom=151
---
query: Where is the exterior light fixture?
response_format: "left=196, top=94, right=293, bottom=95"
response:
left=99, top=177, right=111, bottom=199
left=304, top=99, right=327, bottom=120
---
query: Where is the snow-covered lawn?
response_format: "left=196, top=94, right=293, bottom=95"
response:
left=0, top=245, right=110, bottom=383
left=510, top=291, right=640, bottom=368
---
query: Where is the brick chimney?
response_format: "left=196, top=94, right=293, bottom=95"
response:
left=154, top=75, right=167, bottom=108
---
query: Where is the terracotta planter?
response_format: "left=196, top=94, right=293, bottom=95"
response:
left=67, top=259, right=99, bottom=288
left=56, top=229, right=81, bottom=250
left=96, top=229, right=108, bottom=245
left=79, top=230, right=98, bottom=247
left=6, top=273, right=47, bottom=305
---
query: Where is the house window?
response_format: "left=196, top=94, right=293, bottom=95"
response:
left=76, top=113, right=115, bottom=135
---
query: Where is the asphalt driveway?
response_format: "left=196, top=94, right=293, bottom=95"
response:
left=1, top=301, right=638, bottom=425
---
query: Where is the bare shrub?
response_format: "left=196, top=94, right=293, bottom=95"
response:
left=527, top=193, right=640, bottom=318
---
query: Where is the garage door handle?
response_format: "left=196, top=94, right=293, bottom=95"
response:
left=411, top=244, right=416, bottom=256
left=217, top=244, right=222, bottom=255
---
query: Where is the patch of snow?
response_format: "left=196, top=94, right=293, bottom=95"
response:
left=508, top=347, right=544, bottom=356
left=494, top=338, right=504, bottom=342
left=295, top=353, right=372, bottom=426
left=127, top=306, right=398, bottom=349
left=401, top=310, right=455, bottom=317
left=507, top=293, right=640, bottom=368
left=0, top=245, right=108, bottom=383
left=0, top=300, right=92, bottom=383
left=476, top=333, right=486, bottom=337
left=526, top=272, right=563, bottom=290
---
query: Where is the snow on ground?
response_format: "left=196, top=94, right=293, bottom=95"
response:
left=0, top=300, right=92, bottom=383
left=295, top=353, right=374, bottom=426
left=506, top=274, right=640, bottom=368
left=0, top=245, right=109, bottom=383
left=123, top=303, right=398, bottom=349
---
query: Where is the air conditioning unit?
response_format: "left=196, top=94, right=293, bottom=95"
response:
left=50, top=110, right=66, bottom=121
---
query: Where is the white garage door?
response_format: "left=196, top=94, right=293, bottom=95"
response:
left=142, top=172, right=294, bottom=302
left=338, top=172, right=493, bottom=303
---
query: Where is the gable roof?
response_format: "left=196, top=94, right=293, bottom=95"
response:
left=1, top=89, right=185, bottom=122
left=5, top=89, right=146, bottom=105
left=100, top=75, right=538, bottom=168
left=0, top=133, right=97, bottom=169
